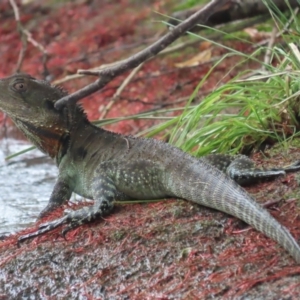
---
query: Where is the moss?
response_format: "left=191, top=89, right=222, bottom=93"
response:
left=110, top=229, right=127, bottom=242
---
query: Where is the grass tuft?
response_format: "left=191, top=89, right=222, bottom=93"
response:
left=145, top=2, right=300, bottom=157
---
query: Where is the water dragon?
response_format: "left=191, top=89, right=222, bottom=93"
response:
left=1, top=73, right=300, bottom=263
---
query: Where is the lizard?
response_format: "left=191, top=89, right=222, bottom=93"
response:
left=1, top=73, right=300, bottom=263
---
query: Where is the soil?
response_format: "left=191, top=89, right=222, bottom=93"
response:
left=1, top=0, right=300, bottom=299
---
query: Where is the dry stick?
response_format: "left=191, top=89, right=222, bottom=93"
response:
left=289, top=43, right=300, bottom=65
left=9, top=0, right=25, bottom=72
left=241, top=8, right=300, bottom=80
left=161, top=14, right=268, bottom=56
left=254, top=7, right=299, bottom=49
left=9, top=0, right=49, bottom=74
left=259, top=6, right=300, bottom=72
left=100, top=62, right=145, bottom=119
left=53, top=60, right=128, bottom=85
left=262, top=26, right=278, bottom=71
left=54, top=0, right=233, bottom=110
left=263, top=199, right=282, bottom=209
left=15, top=36, right=28, bottom=72
left=54, top=14, right=266, bottom=86
left=8, top=0, right=19, bottom=20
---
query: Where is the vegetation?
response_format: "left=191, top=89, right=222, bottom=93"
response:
left=144, top=2, right=300, bottom=157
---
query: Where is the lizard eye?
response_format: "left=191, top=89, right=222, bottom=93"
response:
left=14, top=82, right=27, bottom=92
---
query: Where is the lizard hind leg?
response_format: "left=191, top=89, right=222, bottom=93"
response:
left=203, top=154, right=300, bottom=185
left=226, top=155, right=286, bottom=185
left=282, top=160, right=300, bottom=173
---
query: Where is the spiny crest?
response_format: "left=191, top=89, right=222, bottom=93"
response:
left=52, top=83, right=68, bottom=98
left=49, top=79, right=88, bottom=121
left=76, top=103, right=88, bottom=119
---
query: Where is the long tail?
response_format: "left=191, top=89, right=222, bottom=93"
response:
left=167, top=159, right=300, bottom=263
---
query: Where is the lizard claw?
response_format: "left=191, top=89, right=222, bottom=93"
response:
left=283, top=160, right=300, bottom=173
left=37, top=217, right=65, bottom=230
left=61, top=220, right=82, bottom=238
left=18, top=216, right=68, bottom=244
left=61, top=225, right=74, bottom=239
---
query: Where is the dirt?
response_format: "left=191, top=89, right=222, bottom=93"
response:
left=1, top=154, right=300, bottom=299
left=1, top=0, right=300, bottom=299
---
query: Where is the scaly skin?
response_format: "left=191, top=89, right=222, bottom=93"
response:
left=0, top=73, right=300, bottom=263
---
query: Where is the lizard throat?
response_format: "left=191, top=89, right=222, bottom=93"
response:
left=15, top=118, right=69, bottom=160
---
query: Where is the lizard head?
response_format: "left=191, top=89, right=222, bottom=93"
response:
left=0, top=73, right=67, bottom=118
left=0, top=73, right=84, bottom=159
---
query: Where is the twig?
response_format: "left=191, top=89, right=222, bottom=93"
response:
left=238, top=7, right=300, bottom=80
left=9, top=0, right=49, bottom=75
left=54, top=0, right=233, bottom=110
left=262, top=26, right=278, bottom=70
left=100, top=62, right=144, bottom=119
left=53, top=14, right=266, bottom=86
left=9, top=0, right=25, bottom=72
left=242, top=7, right=300, bottom=79
left=254, top=7, right=299, bottom=49
left=262, top=199, right=281, bottom=208
left=289, top=43, right=300, bottom=66
left=9, top=0, right=20, bottom=21
left=15, top=37, right=27, bottom=72
left=53, top=60, right=127, bottom=85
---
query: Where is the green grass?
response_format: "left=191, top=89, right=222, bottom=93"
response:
left=144, top=62, right=300, bottom=157
left=174, top=0, right=207, bottom=12
left=141, top=1, right=300, bottom=157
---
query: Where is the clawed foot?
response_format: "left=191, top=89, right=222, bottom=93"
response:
left=283, top=160, right=300, bottom=173
left=18, top=209, right=96, bottom=244
left=18, top=215, right=68, bottom=244
left=18, top=205, right=105, bottom=244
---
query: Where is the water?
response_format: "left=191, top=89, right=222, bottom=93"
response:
left=0, top=138, right=57, bottom=235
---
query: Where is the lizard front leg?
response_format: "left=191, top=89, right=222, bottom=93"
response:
left=18, top=176, right=117, bottom=243
left=39, top=178, right=72, bottom=218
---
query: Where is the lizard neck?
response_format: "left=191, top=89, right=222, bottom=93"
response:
left=13, top=116, right=70, bottom=163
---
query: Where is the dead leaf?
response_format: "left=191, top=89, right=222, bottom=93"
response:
left=175, top=48, right=212, bottom=68
left=199, top=41, right=212, bottom=51
left=244, top=28, right=271, bottom=40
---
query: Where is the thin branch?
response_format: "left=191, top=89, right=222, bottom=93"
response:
left=15, top=34, right=27, bottom=72
left=262, top=26, right=278, bottom=70
left=100, top=62, right=144, bottom=119
left=8, top=0, right=19, bottom=21
left=54, top=0, right=233, bottom=110
left=243, top=7, right=300, bottom=78
left=9, top=0, right=25, bottom=72
left=262, top=199, right=282, bottom=208
left=53, top=14, right=265, bottom=86
left=254, top=7, right=299, bottom=49
left=53, top=60, right=127, bottom=85
left=9, top=0, right=49, bottom=75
